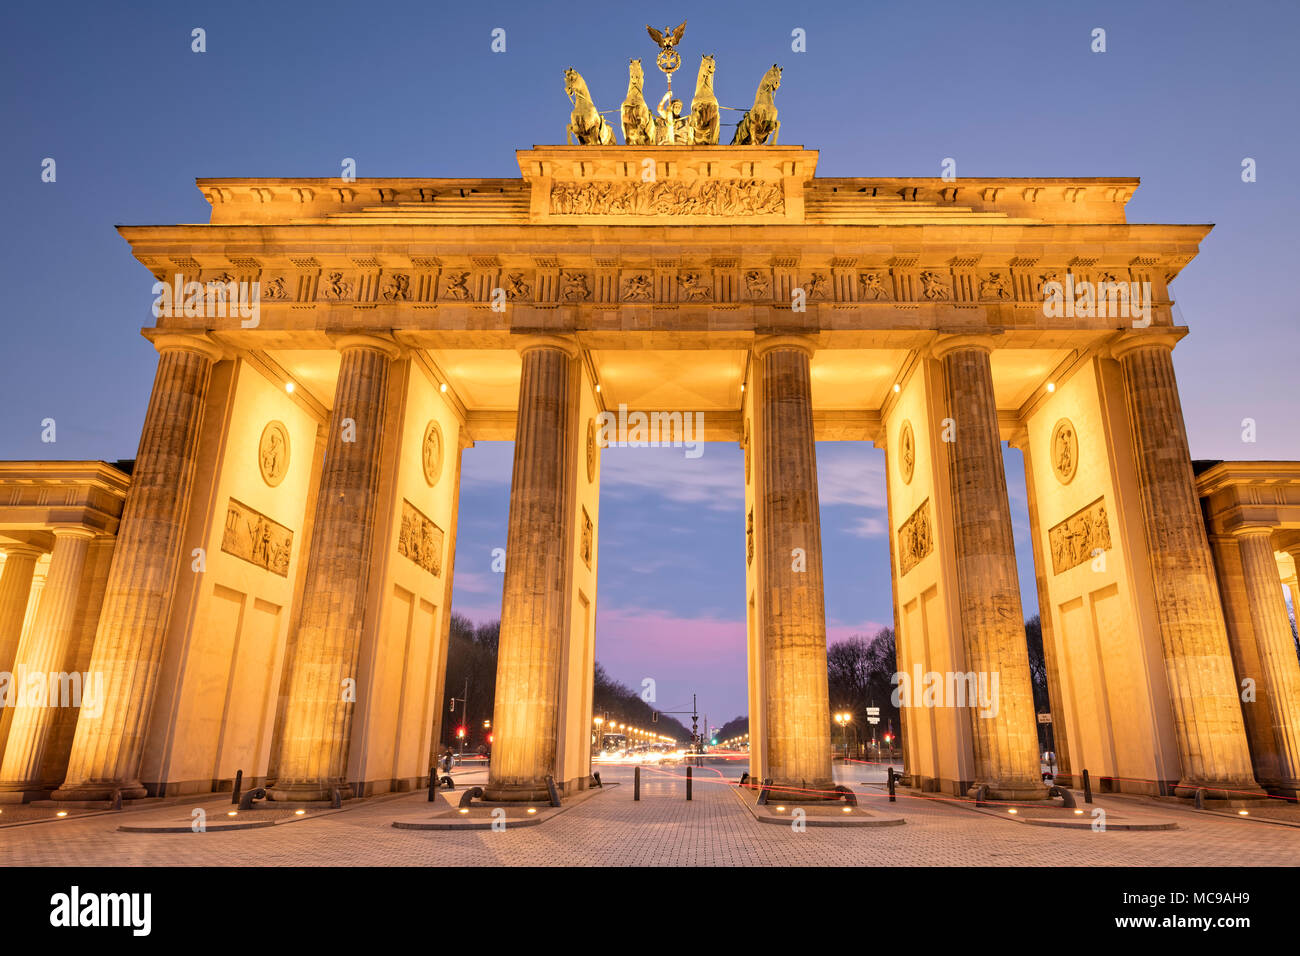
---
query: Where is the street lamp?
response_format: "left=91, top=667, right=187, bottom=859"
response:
left=833, top=712, right=853, bottom=761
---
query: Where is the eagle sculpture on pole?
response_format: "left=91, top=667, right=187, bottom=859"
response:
left=646, top=20, right=686, bottom=52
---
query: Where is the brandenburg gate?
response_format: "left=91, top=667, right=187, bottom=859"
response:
left=1, top=39, right=1298, bottom=809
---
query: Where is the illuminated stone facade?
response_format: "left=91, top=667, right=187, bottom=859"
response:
left=0, top=145, right=1293, bottom=804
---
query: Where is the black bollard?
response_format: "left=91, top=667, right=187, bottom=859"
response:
left=686, top=766, right=693, bottom=801
left=428, top=766, right=438, bottom=802
left=232, top=769, right=243, bottom=806
left=545, top=774, right=561, bottom=807
left=1083, top=769, right=1093, bottom=804
left=634, top=765, right=641, bottom=801
left=887, top=767, right=897, bottom=803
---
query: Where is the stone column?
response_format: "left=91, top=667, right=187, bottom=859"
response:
left=753, top=336, right=834, bottom=800
left=0, top=546, right=42, bottom=676
left=1234, top=528, right=1300, bottom=793
left=0, top=528, right=94, bottom=799
left=1, top=561, right=47, bottom=760
left=934, top=335, right=1045, bottom=801
left=486, top=336, right=578, bottom=801
left=1111, top=331, right=1260, bottom=795
left=54, top=334, right=222, bottom=802
left=268, top=335, right=400, bottom=802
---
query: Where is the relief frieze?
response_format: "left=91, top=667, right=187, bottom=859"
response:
left=897, top=499, right=933, bottom=576
left=221, top=498, right=293, bottom=577
left=398, top=499, right=444, bottom=576
left=548, top=179, right=784, bottom=217
left=1048, top=496, right=1112, bottom=574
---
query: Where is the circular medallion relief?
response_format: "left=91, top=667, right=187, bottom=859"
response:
left=258, top=421, right=290, bottom=487
left=422, top=420, right=444, bottom=487
left=899, top=420, right=915, bottom=485
left=586, top=419, right=598, bottom=483
left=1051, top=419, right=1078, bottom=485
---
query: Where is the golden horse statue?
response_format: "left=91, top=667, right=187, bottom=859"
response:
left=688, top=54, right=719, bottom=145
left=731, top=64, right=782, bottom=146
left=621, top=58, right=654, bottom=146
left=565, top=67, right=615, bottom=146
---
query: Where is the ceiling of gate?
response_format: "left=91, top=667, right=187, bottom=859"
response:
left=262, top=346, right=1071, bottom=423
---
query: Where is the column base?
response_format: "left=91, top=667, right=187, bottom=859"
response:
left=766, top=777, right=840, bottom=803
left=266, top=781, right=353, bottom=803
left=0, top=787, right=52, bottom=804
left=1172, top=779, right=1268, bottom=800
left=52, top=781, right=149, bottom=802
left=968, top=780, right=1051, bottom=802
left=483, top=782, right=553, bottom=803
left=1263, top=783, right=1300, bottom=802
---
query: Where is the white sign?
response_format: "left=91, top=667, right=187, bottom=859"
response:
left=1037, top=713, right=1052, bottom=724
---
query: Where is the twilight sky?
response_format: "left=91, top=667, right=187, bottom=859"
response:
left=3, top=0, right=1297, bottom=725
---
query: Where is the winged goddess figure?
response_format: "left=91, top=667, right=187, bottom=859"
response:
left=646, top=20, right=687, bottom=52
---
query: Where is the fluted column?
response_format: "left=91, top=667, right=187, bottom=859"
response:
left=1234, top=528, right=1300, bottom=792
left=486, top=336, right=578, bottom=801
left=268, top=335, right=399, bottom=802
left=754, top=336, right=833, bottom=800
left=0, top=546, right=42, bottom=677
left=1111, top=331, right=1260, bottom=795
left=935, top=335, right=1045, bottom=801
left=54, top=335, right=222, bottom=801
left=0, top=528, right=94, bottom=799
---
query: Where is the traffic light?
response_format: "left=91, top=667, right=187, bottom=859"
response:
left=487, top=734, right=494, bottom=744
left=456, top=726, right=466, bottom=739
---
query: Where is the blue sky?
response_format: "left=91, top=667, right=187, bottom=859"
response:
left=3, top=0, right=1297, bottom=722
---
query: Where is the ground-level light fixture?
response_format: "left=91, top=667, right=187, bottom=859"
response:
left=56, top=811, right=68, bottom=817
left=527, top=807, right=537, bottom=814
left=295, top=809, right=306, bottom=816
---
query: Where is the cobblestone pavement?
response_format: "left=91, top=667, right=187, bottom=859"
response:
left=0, top=764, right=1296, bottom=866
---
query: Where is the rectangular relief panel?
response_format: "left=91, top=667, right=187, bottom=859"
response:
left=397, top=499, right=444, bottom=576
left=221, top=498, right=292, bottom=577
left=897, top=498, right=933, bottom=576
left=1048, top=496, right=1112, bottom=574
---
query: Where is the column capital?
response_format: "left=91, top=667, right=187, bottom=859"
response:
left=1106, top=327, right=1187, bottom=362
left=148, top=332, right=225, bottom=363
left=930, top=333, right=998, bottom=360
left=1, top=544, right=46, bottom=561
left=1230, top=524, right=1279, bottom=542
left=752, top=334, right=816, bottom=359
left=47, top=525, right=97, bottom=541
left=327, top=332, right=402, bottom=359
left=511, top=333, right=580, bottom=358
